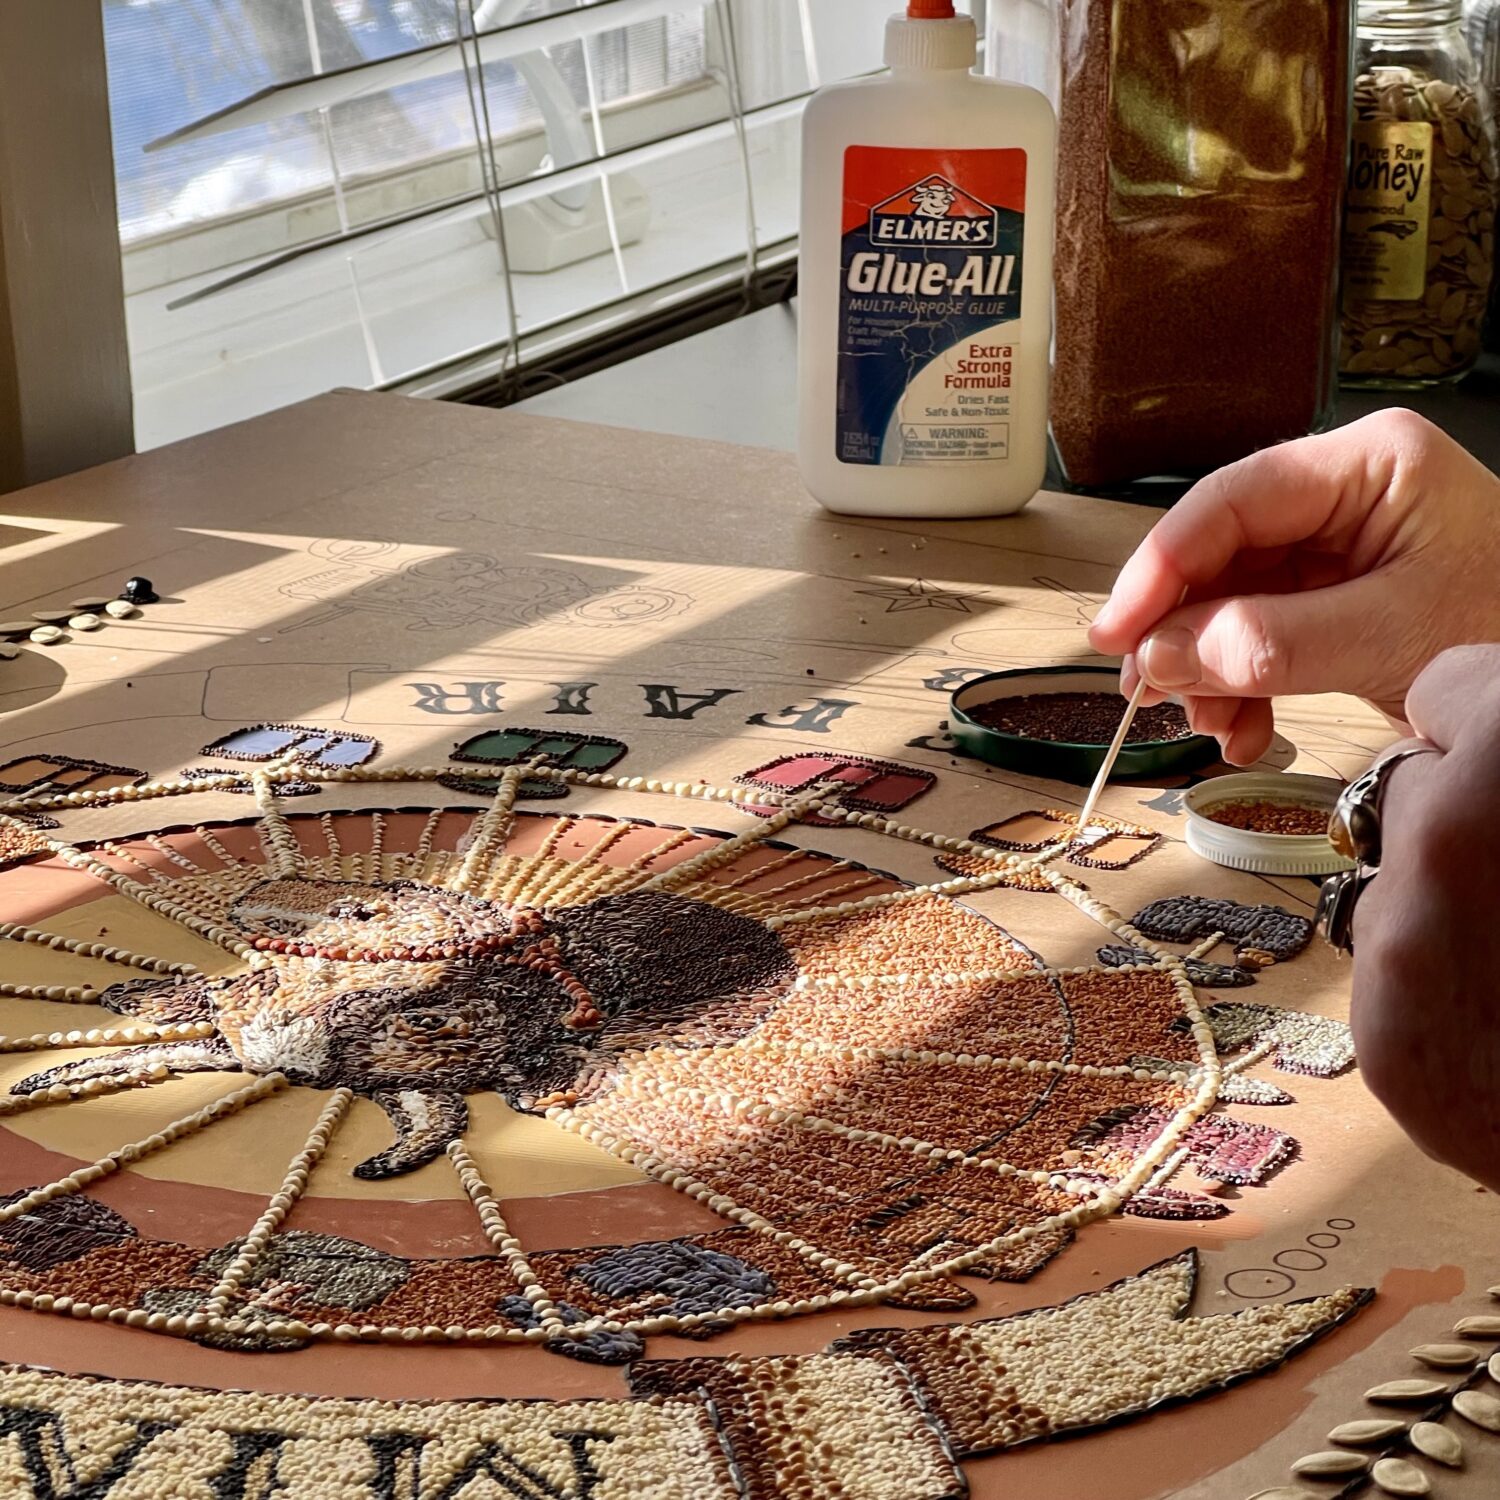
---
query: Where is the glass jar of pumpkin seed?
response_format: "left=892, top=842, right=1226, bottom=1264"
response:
left=1341, top=0, right=1498, bottom=384
left=1465, top=0, right=1500, bottom=344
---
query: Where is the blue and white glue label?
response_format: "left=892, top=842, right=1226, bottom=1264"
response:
left=836, top=145, right=1026, bottom=465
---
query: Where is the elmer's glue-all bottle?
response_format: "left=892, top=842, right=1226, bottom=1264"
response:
left=797, top=1, right=1055, bottom=518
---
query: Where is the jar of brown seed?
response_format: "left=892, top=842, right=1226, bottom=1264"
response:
left=1049, top=0, right=1352, bottom=488
left=1341, top=0, right=1499, bottom=384
left=1464, top=0, right=1500, bottom=345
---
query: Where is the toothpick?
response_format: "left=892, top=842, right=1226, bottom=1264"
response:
left=1074, top=675, right=1151, bottom=836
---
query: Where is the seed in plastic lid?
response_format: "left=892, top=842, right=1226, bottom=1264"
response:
left=1184, top=774, right=1353, bottom=877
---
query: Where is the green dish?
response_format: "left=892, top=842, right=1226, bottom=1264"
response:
left=949, top=666, right=1221, bottom=785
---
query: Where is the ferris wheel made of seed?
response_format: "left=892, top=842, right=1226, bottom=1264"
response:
left=0, top=757, right=1228, bottom=1355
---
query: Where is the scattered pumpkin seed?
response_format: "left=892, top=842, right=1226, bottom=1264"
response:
left=1371, top=1457, right=1430, bottom=1495
left=1410, top=1342, right=1479, bottom=1370
left=1330, top=1418, right=1407, bottom=1445
left=1408, top=1421, right=1462, bottom=1467
left=1366, top=1379, right=1449, bottom=1404
left=1291, top=1451, right=1370, bottom=1477
left=1452, top=1314, right=1500, bottom=1338
left=1452, top=1390, right=1500, bottom=1432
left=104, top=599, right=138, bottom=619
left=66, top=613, right=102, bottom=632
left=27, top=627, right=63, bottom=646
left=30, top=610, right=70, bottom=624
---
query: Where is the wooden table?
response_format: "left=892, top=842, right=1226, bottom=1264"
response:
left=0, top=391, right=1492, bottom=1500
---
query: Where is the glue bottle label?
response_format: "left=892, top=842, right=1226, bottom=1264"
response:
left=836, top=146, right=1026, bottom=466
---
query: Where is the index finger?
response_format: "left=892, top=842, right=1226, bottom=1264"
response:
left=1088, top=425, right=1382, bottom=655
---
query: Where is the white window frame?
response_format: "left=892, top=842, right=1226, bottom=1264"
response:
left=121, top=73, right=729, bottom=297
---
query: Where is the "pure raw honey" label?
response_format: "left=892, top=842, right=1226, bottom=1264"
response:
left=1343, top=120, right=1434, bottom=303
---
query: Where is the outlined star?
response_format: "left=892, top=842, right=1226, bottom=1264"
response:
left=856, top=579, right=986, bottom=614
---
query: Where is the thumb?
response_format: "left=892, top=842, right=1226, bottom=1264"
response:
left=1136, top=578, right=1391, bottom=700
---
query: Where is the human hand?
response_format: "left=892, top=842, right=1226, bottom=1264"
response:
left=1087, top=411, right=1500, bottom=765
left=1348, top=645, right=1500, bottom=1191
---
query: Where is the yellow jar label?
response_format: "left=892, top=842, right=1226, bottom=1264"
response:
left=1343, top=121, right=1434, bottom=303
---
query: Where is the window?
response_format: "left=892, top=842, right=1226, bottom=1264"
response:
left=107, top=1, right=710, bottom=243
left=100, top=2, right=923, bottom=448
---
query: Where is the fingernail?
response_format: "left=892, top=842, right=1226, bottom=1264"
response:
left=1138, top=628, right=1200, bottom=689
left=1091, top=599, right=1116, bottom=633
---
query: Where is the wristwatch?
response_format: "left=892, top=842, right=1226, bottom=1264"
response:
left=1314, top=747, right=1433, bottom=955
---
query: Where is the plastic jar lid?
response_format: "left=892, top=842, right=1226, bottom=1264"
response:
left=1184, top=773, right=1355, bottom=877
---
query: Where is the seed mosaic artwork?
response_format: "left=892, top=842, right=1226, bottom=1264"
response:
left=0, top=751, right=1361, bottom=1367
left=0, top=756, right=146, bottom=796
left=733, top=751, right=936, bottom=824
left=934, top=808, right=1162, bottom=891
left=0, top=1252, right=1371, bottom=1498
left=438, top=727, right=631, bottom=801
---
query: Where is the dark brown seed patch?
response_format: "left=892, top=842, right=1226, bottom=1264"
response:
left=968, top=692, right=1193, bottom=746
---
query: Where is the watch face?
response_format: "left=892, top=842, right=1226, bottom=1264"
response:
left=1315, top=869, right=1360, bottom=953
left=1328, top=811, right=1358, bottom=862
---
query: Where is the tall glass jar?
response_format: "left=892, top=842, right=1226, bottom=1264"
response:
left=1340, top=0, right=1499, bottom=383
left=1464, top=0, right=1500, bottom=344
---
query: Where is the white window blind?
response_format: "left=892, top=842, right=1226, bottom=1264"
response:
left=104, top=0, right=948, bottom=449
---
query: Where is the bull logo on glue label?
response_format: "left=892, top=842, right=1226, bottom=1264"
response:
left=911, top=180, right=958, bottom=217
left=870, top=173, right=999, bottom=248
